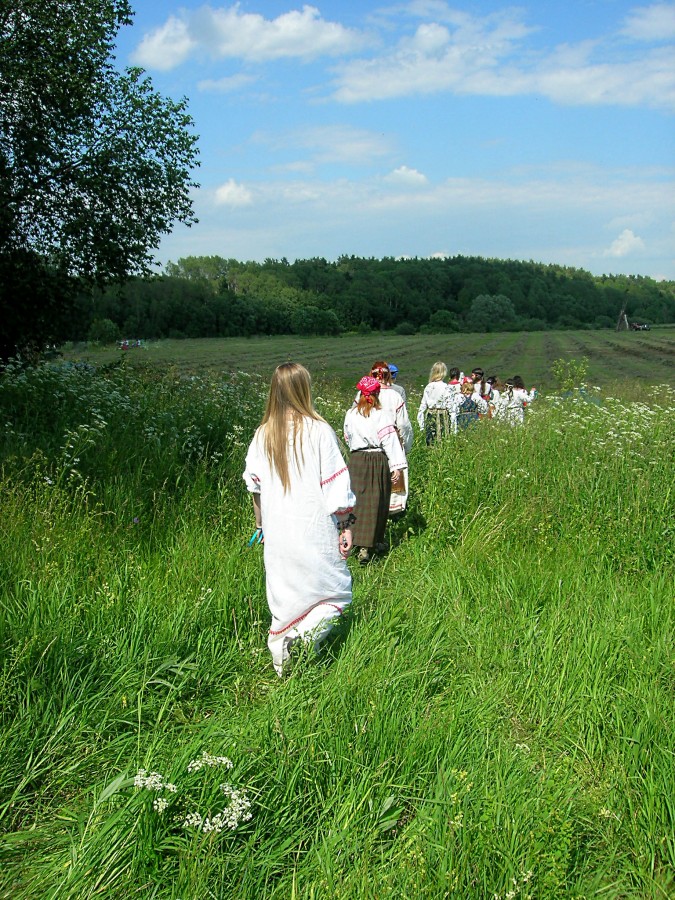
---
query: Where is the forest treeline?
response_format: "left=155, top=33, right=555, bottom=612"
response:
left=78, top=255, right=675, bottom=342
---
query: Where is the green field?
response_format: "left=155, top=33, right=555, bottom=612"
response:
left=1, top=340, right=673, bottom=898
left=66, top=326, right=675, bottom=392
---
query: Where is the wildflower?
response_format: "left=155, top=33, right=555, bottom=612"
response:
left=134, top=769, right=176, bottom=792
left=153, top=797, right=169, bottom=814
left=187, top=751, right=233, bottom=773
left=183, top=811, right=203, bottom=829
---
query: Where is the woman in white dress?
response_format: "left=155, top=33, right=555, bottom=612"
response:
left=243, top=363, right=355, bottom=675
left=502, top=375, right=537, bottom=425
left=417, top=361, right=457, bottom=443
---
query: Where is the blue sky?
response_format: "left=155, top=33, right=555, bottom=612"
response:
left=115, top=1, right=675, bottom=279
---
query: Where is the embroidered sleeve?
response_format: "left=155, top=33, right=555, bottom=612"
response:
left=319, top=423, right=356, bottom=515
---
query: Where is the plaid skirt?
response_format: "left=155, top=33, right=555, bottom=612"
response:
left=348, top=450, right=390, bottom=548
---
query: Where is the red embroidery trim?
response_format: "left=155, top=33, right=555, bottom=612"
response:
left=321, top=466, right=348, bottom=486
left=377, top=424, right=396, bottom=440
left=269, top=601, right=344, bottom=636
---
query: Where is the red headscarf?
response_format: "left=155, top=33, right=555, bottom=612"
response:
left=357, top=375, right=381, bottom=396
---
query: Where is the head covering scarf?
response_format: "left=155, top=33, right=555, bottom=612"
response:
left=357, top=375, right=381, bottom=397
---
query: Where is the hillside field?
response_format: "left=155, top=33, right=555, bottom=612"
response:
left=65, top=325, right=675, bottom=392
left=0, top=334, right=673, bottom=898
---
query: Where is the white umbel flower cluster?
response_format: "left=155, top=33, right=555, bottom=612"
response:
left=134, top=769, right=177, bottom=793
left=182, top=784, right=253, bottom=833
left=187, top=751, right=234, bottom=773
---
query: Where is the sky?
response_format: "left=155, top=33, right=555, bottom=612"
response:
left=114, top=1, right=675, bottom=279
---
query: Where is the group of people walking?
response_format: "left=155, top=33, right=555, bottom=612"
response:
left=418, top=364, right=536, bottom=444
left=243, top=359, right=535, bottom=675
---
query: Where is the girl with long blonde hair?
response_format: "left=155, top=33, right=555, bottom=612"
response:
left=244, top=363, right=355, bottom=675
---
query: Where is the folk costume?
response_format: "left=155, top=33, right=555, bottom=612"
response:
left=352, top=379, right=412, bottom=515
left=417, top=380, right=457, bottom=444
left=503, top=387, right=536, bottom=425
left=457, top=392, right=489, bottom=430
left=243, top=417, right=355, bottom=675
left=344, top=377, right=407, bottom=557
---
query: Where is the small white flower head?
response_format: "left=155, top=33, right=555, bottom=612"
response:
left=153, top=797, right=170, bottom=814
left=134, top=769, right=171, bottom=791
left=183, top=811, right=203, bottom=830
left=187, top=751, right=234, bottom=773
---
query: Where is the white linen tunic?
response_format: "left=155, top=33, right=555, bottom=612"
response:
left=417, top=381, right=456, bottom=429
left=502, top=387, right=536, bottom=425
left=343, top=406, right=407, bottom=471
left=243, top=417, right=355, bottom=674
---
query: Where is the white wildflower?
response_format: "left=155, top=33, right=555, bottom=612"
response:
left=153, top=797, right=169, bottom=814
left=134, top=769, right=166, bottom=791
left=187, top=751, right=233, bottom=773
left=183, top=811, right=203, bottom=829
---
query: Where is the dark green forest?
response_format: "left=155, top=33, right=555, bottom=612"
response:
left=78, top=254, right=675, bottom=342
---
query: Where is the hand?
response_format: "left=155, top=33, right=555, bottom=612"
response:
left=339, top=528, right=353, bottom=558
left=391, top=469, right=402, bottom=489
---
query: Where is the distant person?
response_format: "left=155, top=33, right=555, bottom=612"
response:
left=457, top=380, right=488, bottom=430
left=344, top=376, right=407, bottom=564
left=448, top=367, right=462, bottom=393
left=387, top=363, right=406, bottom=402
left=417, top=361, right=456, bottom=444
left=361, top=360, right=413, bottom=514
left=243, top=363, right=355, bottom=676
left=503, top=375, right=537, bottom=425
left=486, top=375, right=503, bottom=418
left=364, top=361, right=413, bottom=452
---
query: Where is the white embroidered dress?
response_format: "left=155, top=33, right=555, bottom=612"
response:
left=243, top=417, right=355, bottom=675
left=502, top=388, right=536, bottom=425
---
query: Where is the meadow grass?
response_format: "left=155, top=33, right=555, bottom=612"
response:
left=64, top=325, right=675, bottom=393
left=0, top=354, right=673, bottom=898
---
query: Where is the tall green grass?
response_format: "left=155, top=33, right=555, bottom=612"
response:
left=1, top=361, right=673, bottom=898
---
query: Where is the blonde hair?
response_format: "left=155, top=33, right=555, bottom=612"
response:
left=429, top=361, right=447, bottom=382
left=260, top=363, right=325, bottom=491
left=461, top=381, right=474, bottom=396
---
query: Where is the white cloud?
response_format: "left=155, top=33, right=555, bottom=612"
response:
left=621, top=3, right=675, bottom=41
left=214, top=179, right=253, bottom=206
left=329, top=7, right=675, bottom=111
left=198, top=74, right=257, bottom=93
left=133, top=4, right=370, bottom=70
left=157, top=164, right=674, bottom=278
left=331, top=11, right=533, bottom=102
left=131, top=16, right=196, bottom=70
left=603, top=229, right=646, bottom=257
left=385, top=165, right=428, bottom=185
left=254, top=125, right=395, bottom=167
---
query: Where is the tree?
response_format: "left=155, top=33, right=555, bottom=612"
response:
left=466, top=294, right=516, bottom=332
left=0, top=1, right=199, bottom=359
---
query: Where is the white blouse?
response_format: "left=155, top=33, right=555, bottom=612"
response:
left=343, top=406, right=407, bottom=472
